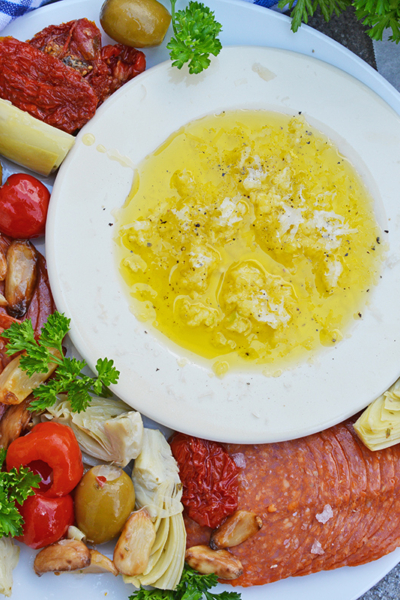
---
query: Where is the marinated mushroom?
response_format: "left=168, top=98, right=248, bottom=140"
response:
left=0, top=348, right=61, bottom=405
left=210, top=510, right=263, bottom=550
left=100, top=0, right=171, bottom=48
left=74, top=465, right=136, bottom=544
left=34, top=539, right=90, bottom=576
left=0, top=250, right=6, bottom=282
left=113, top=509, right=156, bottom=576
left=0, top=396, right=32, bottom=449
left=84, top=550, right=119, bottom=575
left=185, top=545, right=243, bottom=580
left=5, top=240, right=37, bottom=318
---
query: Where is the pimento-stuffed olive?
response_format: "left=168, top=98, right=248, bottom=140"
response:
left=74, top=465, right=135, bottom=544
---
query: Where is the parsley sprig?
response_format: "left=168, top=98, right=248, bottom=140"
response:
left=129, top=565, right=241, bottom=600
left=4, top=312, right=120, bottom=414
left=279, top=0, right=400, bottom=43
left=0, top=448, right=40, bottom=538
left=167, top=0, right=223, bottom=74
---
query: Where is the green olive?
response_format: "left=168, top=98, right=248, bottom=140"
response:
left=100, top=0, right=171, bottom=48
left=74, top=465, right=135, bottom=544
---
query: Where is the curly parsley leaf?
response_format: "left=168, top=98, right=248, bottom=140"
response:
left=4, top=311, right=120, bottom=414
left=167, top=0, right=222, bottom=74
left=278, top=0, right=399, bottom=42
left=0, top=449, right=40, bottom=538
left=129, top=565, right=242, bottom=600
left=354, top=0, right=400, bottom=42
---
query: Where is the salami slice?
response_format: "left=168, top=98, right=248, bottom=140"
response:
left=183, top=422, right=400, bottom=587
left=221, top=440, right=319, bottom=586
left=261, top=436, right=320, bottom=582
left=345, top=443, right=395, bottom=565
left=318, top=423, right=367, bottom=569
left=294, top=429, right=347, bottom=575
left=332, top=422, right=381, bottom=567
left=354, top=442, right=400, bottom=565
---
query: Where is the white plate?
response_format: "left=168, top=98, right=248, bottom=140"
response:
left=3, top=2, right=400, bottom=599
left=45, top=50, right=400, bottom=446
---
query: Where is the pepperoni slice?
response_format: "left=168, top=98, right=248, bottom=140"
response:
left=346, top=444, right=395, bottom=565
left=294, top=431, right=343, bottom=575
left=299, top=427, right=351, bottom=573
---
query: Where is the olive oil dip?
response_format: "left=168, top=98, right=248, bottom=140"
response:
left=115, top=111, right=383, bottom=375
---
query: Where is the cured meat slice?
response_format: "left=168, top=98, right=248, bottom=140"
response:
left=332, top=422, right=381, bottom=567
left=294, top=430, right=346, bottom=575
left=256, top=437, right=320, bottom=582
left=356, top=442, right=400, bottom=564
left=185, top=438, right=322, bottom=586
left=317, top=428, right=351, bottom=559
left=223, top=441, right=307, bottom=584
left=344, top=443, right=395, bottom=565
left=184, top=422, right=400, bottom=587
left=316, top=423, right=368, bottom=569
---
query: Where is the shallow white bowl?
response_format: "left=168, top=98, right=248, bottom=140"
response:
left=46, top=46, right=400, bottom=444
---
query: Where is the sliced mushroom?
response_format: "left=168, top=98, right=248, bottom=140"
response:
left=5, top=240, right=38, bottom=319
left=34, top=540, right=91, bottom=576
left=0, top=348, right=61, bottom=405
left=0, top=396, right=32, bottom=449
left=83, top=550, right=118, bottom=575
left=113, top=509, right=156, bottom=576
left=210, top=510, right=263, bottom=550
left=185, top=545, right=243, bottom=580
left=0, top=248, right=7, bottom=282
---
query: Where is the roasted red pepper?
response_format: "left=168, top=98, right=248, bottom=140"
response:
left=17, top=494, right=74, bottom=549
left=0, top=174, right=50, bottom=239
left=6, top=422, right=83, bottom=497
left=170, top=433, right=240, bottom=529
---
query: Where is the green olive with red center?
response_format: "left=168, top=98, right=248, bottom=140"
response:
left=100, top=0, right=171, bottom=48
left=74, top=465, right=135, bottom=544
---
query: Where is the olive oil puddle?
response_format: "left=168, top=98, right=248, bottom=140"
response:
left=114, top=110, right=383, bottom=375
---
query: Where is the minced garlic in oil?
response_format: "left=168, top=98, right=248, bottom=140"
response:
left=114, top=111, right=383, bottom=373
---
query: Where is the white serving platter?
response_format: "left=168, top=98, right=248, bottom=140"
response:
left=2, top=1, right=400, bottom=599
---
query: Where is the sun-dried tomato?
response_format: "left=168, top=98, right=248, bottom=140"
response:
left=0, top=37, right=97, bottom=133
left=170, top=433, right=240, bottom=529
left=98, top=44, right=146, bottom=102
left=30, top=18, right=146, bottom=105
left=29, top=18, right=102, bottom=73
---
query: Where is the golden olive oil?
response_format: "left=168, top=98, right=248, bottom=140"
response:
left=115, top=111, right=383, bottom=373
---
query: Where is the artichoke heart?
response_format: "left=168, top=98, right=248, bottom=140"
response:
left=124, top=429, right=186, bottom=590
left=354, top=378, right=400, bottom=450
left=42, top=395, right=143, bottom=467
left=0, top=99, right=75, bottom=176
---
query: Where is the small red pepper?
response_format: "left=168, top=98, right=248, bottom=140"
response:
left=0, top=174, right=50, bottom=239
left=7, top=422, right=83, bottom=549
left=6, top=421, right=83, bottom=497
left=17, top=494, right=74, bottom=549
